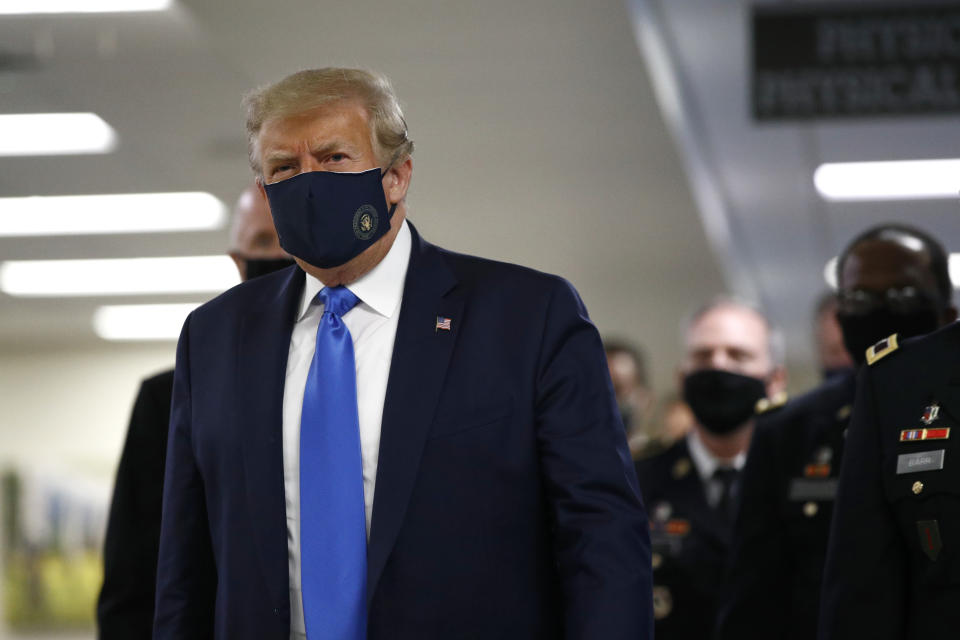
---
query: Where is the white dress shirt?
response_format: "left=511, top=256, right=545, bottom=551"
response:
left=686, top=429, right=746, bottom=509
left=281, top=221, right=411, bottom=639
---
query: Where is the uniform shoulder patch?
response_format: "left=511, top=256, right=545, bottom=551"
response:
left=865, top=333, right=899, bottom=366
left=756, top=390, right=789, bottom=415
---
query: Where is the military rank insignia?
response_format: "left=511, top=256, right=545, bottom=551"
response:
left=865, top=333, right=899, bottom=366
left=755, top=391, right=789, bottom=415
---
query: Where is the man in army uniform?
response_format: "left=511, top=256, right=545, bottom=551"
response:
left=635, top=297, right=786, bottom=639
left=820, top=228, right=959, bottom=639
left=717, top=224, right=954, bottom=640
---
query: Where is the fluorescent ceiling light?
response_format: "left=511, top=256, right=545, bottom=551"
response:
left=825, top=254, right=960, bottom=289
left=0, top=256, right=239, bottom=297
left=0, top=0, right=172, bottom=14
left=0, top=113, right=116, bottom=156
left=0, top=192, right=226, bottom=236
left=93, top=303, right=199, bottom=341
left=814, top=159, right=960, bottom=201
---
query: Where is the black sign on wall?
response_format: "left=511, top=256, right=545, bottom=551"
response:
left=753, top=2, right=960, bottom=120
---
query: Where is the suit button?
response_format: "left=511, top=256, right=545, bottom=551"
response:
left=273, top=608, right=280, bottom=615
left=803, top=501, right=818, bottom=518
left=913, top=481, right=924, bottom=495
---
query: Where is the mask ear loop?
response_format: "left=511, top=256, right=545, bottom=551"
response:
left=379, top=149, right=404, bottom=176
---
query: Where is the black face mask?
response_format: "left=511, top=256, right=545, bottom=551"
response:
left=243, top=257, right=296, bottom=281
left=683, top=369, right=767, bottom=436
left=836, top=307, right=939, bottom=365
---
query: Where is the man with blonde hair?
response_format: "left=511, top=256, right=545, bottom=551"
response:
left=154, top=68, right=652, bottom=640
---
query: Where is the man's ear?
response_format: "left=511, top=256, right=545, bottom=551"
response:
left=385, top=156, right=413, bottom=205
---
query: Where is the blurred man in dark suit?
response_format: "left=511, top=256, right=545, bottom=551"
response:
left=718, top=224, right=953, bottom=640
left=636, top=297, right=786, bottom=639
left=96, top=183, right=291, bottom=639
left=153, top=67, right=652, bottom=640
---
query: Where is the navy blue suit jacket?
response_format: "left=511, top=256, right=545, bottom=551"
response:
left=153, top=225, right=652, bottom=639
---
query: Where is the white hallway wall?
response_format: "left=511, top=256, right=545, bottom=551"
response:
left=0, top=344, right=175, bottom=639
left=0, top=343, right=176, bottom=483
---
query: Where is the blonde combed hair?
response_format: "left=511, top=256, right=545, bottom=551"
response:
left=242, top=67, right=414, bottom=175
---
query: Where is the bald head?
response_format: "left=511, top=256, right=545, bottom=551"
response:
left=228, top=183, right=290, bottom=280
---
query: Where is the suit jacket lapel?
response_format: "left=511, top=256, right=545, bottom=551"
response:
left=366, top=225, right=462, bottom=602
left=237, top=266, right=303, bottom=608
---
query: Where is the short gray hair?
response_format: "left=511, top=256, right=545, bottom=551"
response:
left=242, top=67, right=414, bottom=175
left=681, top=295, right=786, bottom=367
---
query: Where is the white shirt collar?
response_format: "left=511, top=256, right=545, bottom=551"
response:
left=686, top=429, right=746, bottom=481
left=296, top=220, right=412, bottom=321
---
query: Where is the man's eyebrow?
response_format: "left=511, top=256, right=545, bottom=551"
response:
left=310, top=139, right=357, bottom=156
left=263, top=140, right=358, bottom=167
left=263, top=150, right=297, bottom=167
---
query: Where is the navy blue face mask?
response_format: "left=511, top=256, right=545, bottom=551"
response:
left=263, top=167, right=397, bottom=269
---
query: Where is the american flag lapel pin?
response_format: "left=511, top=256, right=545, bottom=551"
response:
left=435, top=316, right=452, bottom=332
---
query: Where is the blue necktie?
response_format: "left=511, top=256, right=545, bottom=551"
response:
left=300, top=285, right=366, bottom=640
